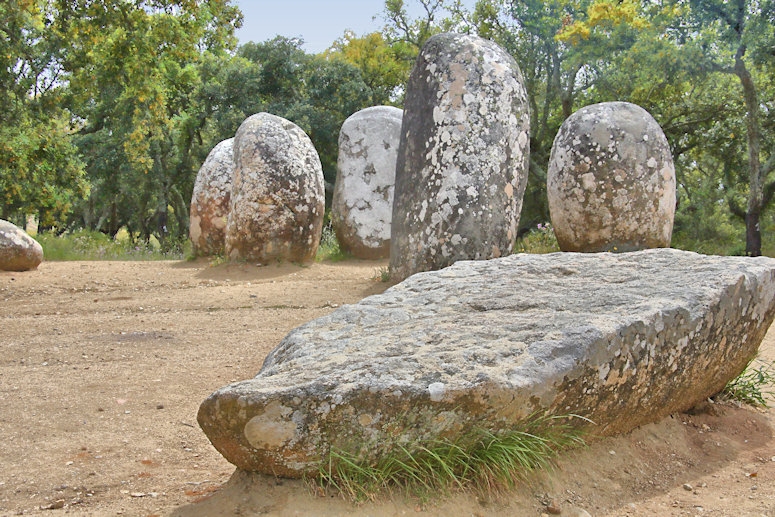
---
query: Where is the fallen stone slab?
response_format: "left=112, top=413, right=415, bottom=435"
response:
left=198, top=249, right=775, bottom=477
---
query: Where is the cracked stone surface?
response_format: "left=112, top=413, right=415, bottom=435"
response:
left=390, top=33, right=530, bottom=282
left=225, top=113, right=325, bottom=264
left=198, top=249, right=775, bottom=477
left=190, top=138, right=234, bottom=257
left=0, top=219, right=43, bottom=271
left=332, top=106, right=402, bottom=259
left=548, top=102, right=676, bottom=252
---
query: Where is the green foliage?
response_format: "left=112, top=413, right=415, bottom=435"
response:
left=316, top=220, right=349, bottom=262
left=374, top=266, right=392, bottom=283
left=317, top=413, right=587, bottom=501
left=0, top=1, right=88, bottom=226
left=37, top=229, right=186, bottom=261
left=0, top=113, right=89, bottom=227
left=515, top=223, right=560, bottom=254
left=327, top=31, right=413, bottom=105
left=57, top=0, right=242, bottom=246
left=720, top=359, right=775, bottom=408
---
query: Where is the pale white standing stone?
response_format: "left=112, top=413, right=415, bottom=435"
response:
left=332, top=106, right=402, bottom=259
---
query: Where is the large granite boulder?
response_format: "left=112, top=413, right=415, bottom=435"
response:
left=331, top=106, right=402, bottom=259
left=548, top=102, right=676, bottom=252
left=0, top=219, right=43, bottom=271
left=190, top=138, right=234, bottom=256
left=389, top=33, right=530, bottom=282
left=198, top=249, right=775, bottom=477
left=225, top=113, right=325, bottom=264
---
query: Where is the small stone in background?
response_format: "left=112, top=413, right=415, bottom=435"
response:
left=0, top=219, right=44, bottom=271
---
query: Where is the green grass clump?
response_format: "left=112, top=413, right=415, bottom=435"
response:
left=373, top=266, right=391, bottom=283
left=720, top=359, right=775, bottom=407
left=515, top=223, right=560, bottom=254
left=317, top=413, right=588, bottom=502
left=316, top=221, right=348, bottom=262
left=37, top=229, right=187, bottom=261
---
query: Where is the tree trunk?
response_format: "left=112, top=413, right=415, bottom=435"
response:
left=735, top=49, right=763, bottom=256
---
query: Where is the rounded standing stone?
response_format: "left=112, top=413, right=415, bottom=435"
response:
left=0, top=219, right=43, bottom=271
left=390, top=33, right=530, bottom=282
left=189, top=138, right=234, bottom=257
left=332, top=106, right=402, bottom=259
left=225, top=113, right=325, bottom=264
left=547, top=101, right=676, bottom=252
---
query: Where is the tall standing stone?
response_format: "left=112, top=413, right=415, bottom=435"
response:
left=390, top=33, right=530, bottom=282
left=190, top=138, right=234, bottom=256
left=332, top=106, right=402, bottom=259
left=225, top=113, right=325, bottom=264
left=547, top=101, right=676, bottom=252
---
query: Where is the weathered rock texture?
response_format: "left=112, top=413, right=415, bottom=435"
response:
left=225, top=113, right=325, bottom=263
left=389, top=33, right=530, bottom=282
left=0, top=219, right=43, bottom=271
left=332, top=106, right=402, bottom=259
left=190, top=138, right=234, bottom=256
left=548, top=102, right=676, bottom=252
left=198, top=249, right=775, bottom=477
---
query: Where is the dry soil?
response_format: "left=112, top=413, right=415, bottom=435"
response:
left=1, top=259, right=774, bottom=516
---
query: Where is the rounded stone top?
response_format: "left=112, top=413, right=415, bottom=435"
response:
left=342, top=105, right=403, bottom=128
left=548, top=101, right=676, bottom=253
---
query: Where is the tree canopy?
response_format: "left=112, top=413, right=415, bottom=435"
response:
left=0, top=0, right=773, bottom=256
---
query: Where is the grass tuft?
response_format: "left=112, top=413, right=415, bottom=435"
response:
left=515, top=223, right=560, bottom=254
left=316, top=221, right=348, bottom=262
left=720, top=359, right=775, bottom=407
left=373, top=266, right=391, bottom=283
left=317, top=413, right=589, bottom=502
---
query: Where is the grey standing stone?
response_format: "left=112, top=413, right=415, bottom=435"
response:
left=332, top=106, right=402, bottom=259
left=547, top=101, right=676, bottom=252
left=190, top=138, right=234, bottom=256
left=225, top=113, right=325, bottom=264
left=198, top=249, right=775, bottom=477
left=390, top=33, right=530, bottom=282
left=0, top=219, right=43, bottom=271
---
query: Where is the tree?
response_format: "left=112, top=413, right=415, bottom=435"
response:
left=54, top=0, right=242, bottom=247
left=682, top=0, right=775, bottom=256
left=327, top=31, right=412, bottom=105
left=0, top=0, right=88, bottom=227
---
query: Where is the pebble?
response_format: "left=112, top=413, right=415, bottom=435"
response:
left=683, top=483, right=693, bottom=491
left=41, top=499, right=65, bottom=510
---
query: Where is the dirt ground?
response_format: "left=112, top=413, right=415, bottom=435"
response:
left=1, top=258, right=774, bottom=517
